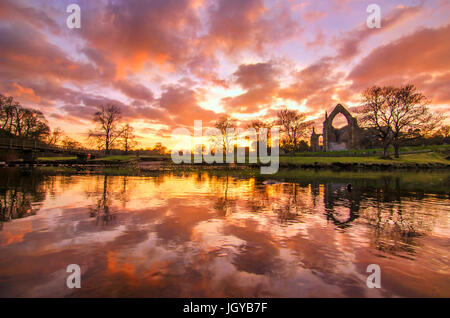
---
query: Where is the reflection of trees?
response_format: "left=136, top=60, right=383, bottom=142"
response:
left=246, top=185, right=271, bottom=213
left=1, top=190, right=37, bottom=227
left=214, top=175, right=235, bottom=217
left=273, top=184, right=309, bottom=223
left=310, top=183, right=320, bottom=208
left=0, top=169, right=47, bottom=229
left=114, top=176, right=134, bottom=208
left=366, top=176, right=438, bottom=253
left=45, top=175, right=77, bottom=198
left=192, top=171, right=209, bottom=187
left=246, top=182, right=310, bottom=223
left=243, top=174, right=439, bottom=256
left=152, top=173, right=166, bottom=187
left=88, top=175, right=115, bottom=226
left=361, top=188, right=436, bottom=255
left=320, top=177, right=438, bottom=254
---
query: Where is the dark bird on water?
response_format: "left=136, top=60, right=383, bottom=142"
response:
left=263, top=180, right=281, bottom=185
left=346, top=183, right=352, bottom=192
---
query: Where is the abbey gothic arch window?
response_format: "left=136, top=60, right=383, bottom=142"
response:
left=311, top=104, right=363, bottom=152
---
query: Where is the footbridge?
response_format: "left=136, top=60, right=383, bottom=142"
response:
left=0, top=137, right=91, bottom=162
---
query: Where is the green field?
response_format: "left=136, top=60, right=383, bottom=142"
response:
left=37, top=155, right=140, bottom=163
left=35, top=144, right=449, bottom=169
left=38, top=154, right=171, bottom=162
left=279, top=152, right=449, bottom=166
left=91, top=155, right=139, bottom=162
left=287, top=144, right=450, bottom=157
left=37, top=156, right=77, bottom=161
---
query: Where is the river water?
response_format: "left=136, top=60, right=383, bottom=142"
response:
left=0, top=168, right=449, bottom=297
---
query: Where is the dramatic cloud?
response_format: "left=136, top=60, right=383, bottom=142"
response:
left=205, top=0, right=301, bottom=53
left=222, top=61, right=280, bottom=113
left=348, top=25, right=450, bottom=104
left=0, top=0, right=448, bottom=146
left=279, top=58, right=344, bottom=111
left=114, top=80, right=155, bottom=103
left=81, top=0, right=204, bottom=76
left=0, top=25, right=96, bottom=82
left=0, top=0, right=60, bottom=34
left=158, top=84, right=219, bottom=127
left=335, top=3, right=424, bottom=61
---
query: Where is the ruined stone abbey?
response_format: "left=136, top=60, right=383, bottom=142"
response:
left=310, top=104, right=364, bottom=152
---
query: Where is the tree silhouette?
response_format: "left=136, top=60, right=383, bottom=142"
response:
left=88, top=104, right=123, bottom=155
left=120, top=123, right=137, bottom=153
left=276, top=108, right=311, bottom=152
left=359, top=85, right=443, bottom=158
left=214, top=115, right=237, bottom=155
left=0, top=94, right=50, bottom=140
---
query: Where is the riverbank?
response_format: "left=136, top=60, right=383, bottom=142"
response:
left=158, top=151, right=450, bottom=170
left=2, top=147, right=449, bottom=171
left=2, top=165, right=449, bottom=194
left=278, top=152, right=450, bottom=169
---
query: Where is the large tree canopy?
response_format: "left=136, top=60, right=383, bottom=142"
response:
left=358, top=85, right=442, bottom=158
left=0, top=94, right=50, bottom=141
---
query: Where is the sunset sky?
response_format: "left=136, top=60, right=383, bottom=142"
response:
left=0, top=0, right=449, bottom=148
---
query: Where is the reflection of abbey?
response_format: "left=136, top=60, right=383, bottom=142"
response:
left=310, top=104, right=364, bottom=152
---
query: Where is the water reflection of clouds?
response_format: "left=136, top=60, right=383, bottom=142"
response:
left=0, top=171, right=449, bottom=297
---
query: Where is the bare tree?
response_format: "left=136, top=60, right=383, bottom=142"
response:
left=214, top=115, right=237, bottom=155
left=359, top=85, right=443, bottom=158
left=248, top=119, right=274, bottom=154
left=47, top=127, right=64, bottom=145
left=61, top=136, right=83, bottom=150
left=12, top=105, right=27, bottom=136
left=276, top=108, right=311, bottom=152
left=434, top=125, right=450, bottom=139
left=249, top=119, right=274, bottom=138
left=0, top=95, right=16, bottom=133
left=0, top=95, right=50, bottom=140
left=358, top=86, right=396, bottom=158
left=21, top=109, right=50, bottom=140
left=151, top=142, right=168, bottom=155
left=120, top=123, right=137, bottom=153
left=392, top=85, right=442, bottom=157
left=88, top=104, right=122, bottom=155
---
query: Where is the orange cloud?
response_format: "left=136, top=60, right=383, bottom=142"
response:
left=222, top=61, right=280, bottom=113
left=279, top=58, right=343, bottom=111
left=348, top=25, right=450, bottom=104
left=9, top=82, right=41, bottom=104
left=205, top=0, right=301, bottom=53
